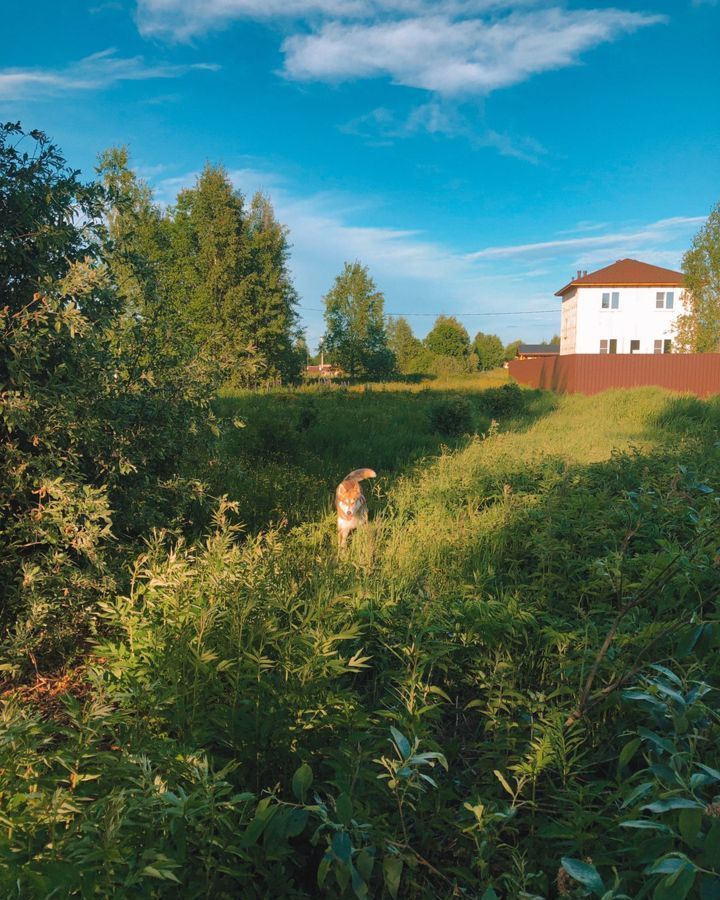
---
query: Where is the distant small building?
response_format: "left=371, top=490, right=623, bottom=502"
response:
left=556, top=258, right=686, bottom=355
left=516, top=344, right=560, bottom=360
left=305, top=363, right=342, bottom=378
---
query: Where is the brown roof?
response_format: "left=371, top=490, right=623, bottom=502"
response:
left=555, top=258, right=684, bottom=296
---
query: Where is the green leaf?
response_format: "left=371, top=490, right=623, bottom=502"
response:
left=427, top=685, right=452, bottom=702
left=350, top=862, right=368, bottom=900
left=241, top=803, right=278, bottom=847
left=286, top=808, right=309, bottom=838
left=621, top=781, right=654, bottom=808
left=481, top=889, right=500, bottom=900
left=390, top=727, right=411, bottom=758
left=317, top=856, right=331, bottom=889
left=677, top=625, right=704, bottom=658
left=620, top=820, right=675, bottom=834
left=653, top=864, right=696, bottom=900
left=648, top=664, right=683, bottom=686
left=638, top=727, right=677, bottom=755
left=705, top=822, right=720, bottom=867
left=332, top=830, right=352, bottom=864
left=619, top=738, right=642, bottom=769
left=356, top=849, right=374, bottom=881
left=494, top=769, right=515, bottom=797
left=642, top=798, right=705, bottom=814
left=292, top=763, right=313, bottom=802
left=678, top=808, right=702, bottom=845
left=336, top=792, right=353, bottom=826
left=560, top=857, right=605, bottom=896
left=383, top=857, right=403, bottom=900
left=646, top=854, right=695, bottom=875
left=623, top=690, right=665, bottom=706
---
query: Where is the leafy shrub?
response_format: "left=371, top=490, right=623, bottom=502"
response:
left=296, top=399, right=319, bottom=432
left=428, top=395, right=474, bottom=435
left=429, top=353, right=478, bottom=377
left=480, top=381, right=524, bottom=416
left=0, top=124, right=217, bottom=670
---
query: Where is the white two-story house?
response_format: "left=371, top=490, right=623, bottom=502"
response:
left=557, top=258, right=686, bottom=355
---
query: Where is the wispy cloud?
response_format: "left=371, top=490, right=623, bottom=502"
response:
left=467, top=216, right=706, bottom=260
left=282, top=8, right=664, bottom=95
left=137, top=1, right=664, bottom=97
left=342, top=100, right=548, bottom=162
left=133, top=2, right=664, bottom=161
left=136, top=1, right=538, bottom=39
left=0, top=49, right=218, bottom=101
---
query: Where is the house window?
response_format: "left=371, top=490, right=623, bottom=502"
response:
left=609, top=338, right=617, bottom=354
left=656, top=291, right=675, bottom=309
left=654, top=339, right=672, bottom=354
left=600, top=339, right=608, bottom=354
left=630, top=340, right=640, bottom=353
left=600, top=339, right=617, bottom=354
left=602, top=291, right=620, bottom=309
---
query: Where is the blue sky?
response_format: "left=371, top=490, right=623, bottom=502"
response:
left=3, top=0, right=719, bottom=348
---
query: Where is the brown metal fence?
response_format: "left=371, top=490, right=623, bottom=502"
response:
left=508, top=354, right=720, bottom=397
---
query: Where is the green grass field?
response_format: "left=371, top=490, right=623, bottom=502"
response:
left=3, top=373, right=720, bottom=898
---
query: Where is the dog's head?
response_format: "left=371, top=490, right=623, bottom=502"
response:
left=336, top=468, right=376, bottom=518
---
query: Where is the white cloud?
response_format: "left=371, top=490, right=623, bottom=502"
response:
left=282, top=8, right=663, bottom=94
left=136, top=2, right=664, bottom=98
left=133, top=1, right=665, bottom=163
left=467, top=216, right=706, bottom=260
left=0, top=49, right=218, bottom=101
left=342, top=101, right=548, bottom=161
left=135, top=0, right=534, bottom=39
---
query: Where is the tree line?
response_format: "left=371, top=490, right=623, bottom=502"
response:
left=317, top=261, right=559, bottom=378
left=318, top=200, right=720, bottom=378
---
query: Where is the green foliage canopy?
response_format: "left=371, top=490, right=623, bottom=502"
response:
left=473, top=331, right=505, bottom=370
left=675, top=201, right=720, bottom=352
left=387, top=315, right=423, bottom=374
left=423, top=314, right=470, bottom=359
left=323, top=261, right=395, bottom=378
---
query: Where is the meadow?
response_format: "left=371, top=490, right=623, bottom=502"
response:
left=2, top=373, right=720, bottom=899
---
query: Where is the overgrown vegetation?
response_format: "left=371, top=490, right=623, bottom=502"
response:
left=2, top=124, right=720, bottom=898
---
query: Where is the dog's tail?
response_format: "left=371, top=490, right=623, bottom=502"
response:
left=343, top=468, right=377, bottom=484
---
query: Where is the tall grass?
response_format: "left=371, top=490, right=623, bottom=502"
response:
left=2, top=375, right=720, bottom=898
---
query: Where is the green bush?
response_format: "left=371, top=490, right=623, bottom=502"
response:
left=480, top=381, right=524, bottom=416
left=428, top=395, right=474, bottom=435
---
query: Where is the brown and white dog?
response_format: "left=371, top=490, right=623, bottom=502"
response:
left=335, top=468, right=376, bottom=547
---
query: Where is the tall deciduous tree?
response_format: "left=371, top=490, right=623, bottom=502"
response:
left=424, top=315, right=470, bottom=359
left=323, top=262, right=394, bottom=378
left=675, top=202, right=720, bottom=352
left=387, top=315, right=423, bottom=373
left=473, top=331, right=505, bottom=370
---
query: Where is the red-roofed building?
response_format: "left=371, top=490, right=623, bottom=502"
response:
left=557, top=258, right=686, bottom=355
